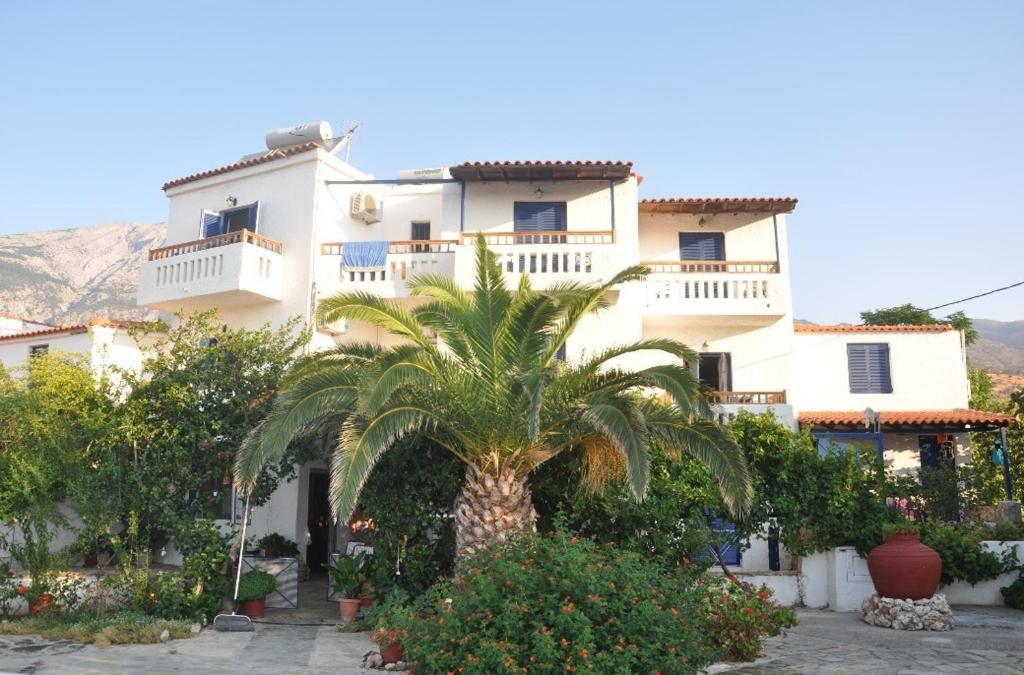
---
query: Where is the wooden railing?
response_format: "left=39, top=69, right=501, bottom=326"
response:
left=460, top=230, right=615, bottom=246
left=706, top=391, right=787, bottom=405
left=320, top=240, right=458, bottom=256
left=148, top=229, right=282, bottom=261
left=643, top=260, right=779, bottom=274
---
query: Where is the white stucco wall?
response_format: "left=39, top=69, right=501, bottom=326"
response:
left=790, top=329, right=970, bottom=412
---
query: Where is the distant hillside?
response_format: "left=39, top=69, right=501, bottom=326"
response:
left=969, top=319, right=1024, bottom=375
left=0, top=222, right=165, bottom=325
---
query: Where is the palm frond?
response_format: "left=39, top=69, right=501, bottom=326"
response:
left=580, top=399, right=649, bottom=500
left=316, top=292, right=432, bottom=348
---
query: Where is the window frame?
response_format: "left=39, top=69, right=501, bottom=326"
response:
left=29, top=344, right=49, bottom=358
left=513, top=201, right=568, bottom=232
left=679, top=232, right=726, bottom=261
left=410, top=221, right=431, bottom=241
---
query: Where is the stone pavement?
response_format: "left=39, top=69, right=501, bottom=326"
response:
left=0, top=579, right=375, bottom=674
left=712, top=606, right=1024, bottom=675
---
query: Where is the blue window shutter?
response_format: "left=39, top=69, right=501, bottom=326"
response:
left=246, top=201, right=260, bottom=232
left=679, top=232, right=725, bottom=260
left=847, top=344, right=892, bottom=393
left=514, top=202, right=567, bottom=232
left=202, top=211, right=223, bottom=238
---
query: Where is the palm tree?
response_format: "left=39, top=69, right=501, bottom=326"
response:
left=235, top=236, right=751, bottom=566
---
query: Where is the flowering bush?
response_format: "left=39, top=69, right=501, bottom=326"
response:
left=395, top=529, right=717, bottom=674
left=699, top=576, right=797, bottom=661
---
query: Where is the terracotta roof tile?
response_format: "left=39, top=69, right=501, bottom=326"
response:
left=0, top=324, right=89, bottom=343
left=799, top=409, right=1016, bottom=428
left=450, top=160, right=633, bottom=182
left=639, top=197, right=798, bottom=214
left=162, top=142, right=323, bottom=191
left=794, top=324, right=955, bottom=334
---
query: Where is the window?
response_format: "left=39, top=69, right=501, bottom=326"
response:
left=679, top=232, right=725, bottom=261
left=514, top=202, right=567, bottom=232
left=847, top=343, right=892, bottom=393
left=410, top=221, right=431, bottom=241
left=29, top=344, right=49, bottom=357
left=554, top=344, right=567, bottom=362
left=201, top=202, right=260, bottom=238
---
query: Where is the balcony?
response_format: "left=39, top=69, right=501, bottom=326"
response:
left=454, top=230, right=618, bottom=289
left=138, top=230, right=284, bottom=311
left=641, top=260, right=787, bottom=324
left=706, top=390, right=794, bottom=427
left=319, top=240, right=457, bottom=299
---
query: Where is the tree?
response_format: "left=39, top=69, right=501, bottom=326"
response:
left=236, top=236, right=751, bottom=567
left=859, top=303, right=978, bottom=345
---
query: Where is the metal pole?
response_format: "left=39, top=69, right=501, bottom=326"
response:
left=1001, top=427, right=1013, bottom=501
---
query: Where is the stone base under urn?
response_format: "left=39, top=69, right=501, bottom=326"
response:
left=861, top=594, right=954, bottom=631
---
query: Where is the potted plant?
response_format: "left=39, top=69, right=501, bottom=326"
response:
left=369, top=590, right=412, bottom=665
left=867, top=521, right=941, bottom=600
left=327, top=551, right=366, bottom=621
left=20, top=578, right=54, bottom=615
left=236, top=570, right=277, bottom=619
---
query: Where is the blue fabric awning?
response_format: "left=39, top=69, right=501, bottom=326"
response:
left=342, top=241, right=388, bottom=271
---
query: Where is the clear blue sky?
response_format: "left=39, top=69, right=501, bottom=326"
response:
left=1, top=1, right=1021, bottom=323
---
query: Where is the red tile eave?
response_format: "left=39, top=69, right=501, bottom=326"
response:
left=0, top=325, right=89, bottom=343
left=162, top=142, right=323, bottom=191
left=798, top=409, right=1016, bottom=429
left=639, top=197, right=798, bottom=215
left=794, top=324, right=955, bottom=334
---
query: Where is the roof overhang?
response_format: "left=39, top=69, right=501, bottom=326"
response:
left=640, top=197, right=798, bottom=215
left=798, top=409, right=1015, bottom=433
left=450, top=161, right=633, bottom=182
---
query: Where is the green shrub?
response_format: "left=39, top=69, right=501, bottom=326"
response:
left=882, top=521, right=921, bottom=538
left=921, top=522, right=1019, bottom=586
left=699, top=576, right=798, bottom=661
left=395, top=529, right=719, bottom=674
left=1000, top=572, right=1024, bottom=610
left=236, top=571, right=276, bottom=601
left=0, top=610, right=192, bottom=645
left=257, top=533, right=299, bottom=558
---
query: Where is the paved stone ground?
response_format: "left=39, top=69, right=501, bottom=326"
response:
left=712, top=606, right=1024, bottom=675
left=3, top=601, right=1023, bottom=674
left=0, top=578, right=375, bottom=674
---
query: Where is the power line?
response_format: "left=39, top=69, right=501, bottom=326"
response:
left=924, top=280, right=1024, bottom=312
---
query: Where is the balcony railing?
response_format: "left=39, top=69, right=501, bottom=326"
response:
left=149, top=229, right=282, bottom=261
left=707, top=391, right=787, bottom=405
left=319, top=240, right=458, bottom=256
left=642, top=260, right=778, bottom=274
left=460, top=230, right=616, bottom=246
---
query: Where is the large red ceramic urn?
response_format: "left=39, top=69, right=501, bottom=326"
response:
left=867, top=532, right=941, bottom=600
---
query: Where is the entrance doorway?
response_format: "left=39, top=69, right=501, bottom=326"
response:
left=306, top=470, right=331, bottom=576
left=698, top=353, right=732, bottom=392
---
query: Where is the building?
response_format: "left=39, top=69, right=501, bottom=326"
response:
left=6, top=123, right=1005, bottom=562
left=0, top=315, right=145, bottom=377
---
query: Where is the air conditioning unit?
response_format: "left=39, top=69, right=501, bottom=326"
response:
left=351, top=191, right=382, bottom=224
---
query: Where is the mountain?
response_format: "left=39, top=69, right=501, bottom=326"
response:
left=0, top=222, right=165, bottom=325
left=969, top=319, right=1024, bottom=375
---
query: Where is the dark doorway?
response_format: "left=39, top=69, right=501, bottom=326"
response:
left=918, top=435, right=954, bottom=470
left=698, top=353, right=732, bottom=391
left=306, top=470, right=331, bottom=575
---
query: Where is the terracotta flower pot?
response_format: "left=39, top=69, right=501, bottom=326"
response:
left=867, top=532, right=941, bottom=600
left=380, top=641, right=403, bottom=665
left=84, top=553, right=99, bottom=568
left=239, top=596, right=267, bottom=619
left=339, top=597, right=361, bottom=621
left=29, top=594, right=54, bottom=615
left=360, top=596, right=373, bottom=608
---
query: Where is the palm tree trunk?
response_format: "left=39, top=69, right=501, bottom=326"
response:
left=453, top=466, right=536, bottom=572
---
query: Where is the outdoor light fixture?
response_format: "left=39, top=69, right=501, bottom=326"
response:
left=226, top=195, right=238, bottom=207
left=700, top=341, right=709, bottom=352
left=534, top=187, right=544, bottom=199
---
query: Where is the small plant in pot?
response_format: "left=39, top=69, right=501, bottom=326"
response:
left=20, top=578, right=55, bottom=615
left=867, top=521, right=941, bottom=600
left=327, top=551, right=366, bottom=621
left=368, top=590, right=412, bottom=665
left=236, top=570, right=277, bottom=619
